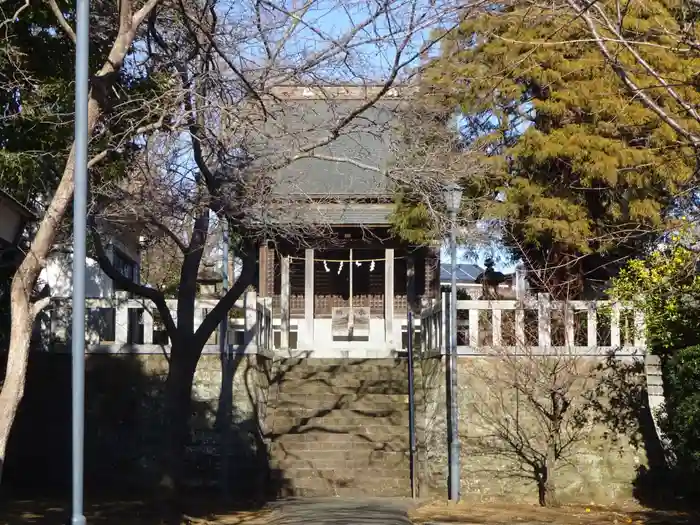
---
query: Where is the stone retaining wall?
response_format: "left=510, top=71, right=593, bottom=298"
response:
left=3, top=351, right=650, bottom=504
left=416, top=355, right=648, bottom=505
left=3, top=352, right=273, bottom=498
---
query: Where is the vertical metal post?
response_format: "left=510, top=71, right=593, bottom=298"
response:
left=348, top=248, right=354, bottom=338
left=219, top=220, right=230, bottom=498
left=71, top=0, right=89, bottom=523
left=448, top=208, right=461, bottom=502
left=407, top=311, right=417, bottom=499
left=220, top=220, right=229, bottom=356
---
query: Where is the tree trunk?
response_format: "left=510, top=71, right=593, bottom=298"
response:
left=158, top=337, right=199, bottom=505
left=0, top=0, right=161, bottom=483
left=0, top=100, right=99, bottom=480
left=540, top=442, right=560, bottom=507
left=0, top=274, right=34, bottom=480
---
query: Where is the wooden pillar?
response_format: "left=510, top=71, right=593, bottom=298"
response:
left=611, top=302, right=621, bottom=347
left=115, top=304, right=129, bottom=344
left=538, top=293, right=551, bottom=349
left=305, top=248, right=314, bottom=346
left=142, top=308, right=154, bottom=344
left=280, top=254, right=290, bottom=349
left=424, top=246, right=439, bottom=299
left=587, top=302, right=598, bottom=348
left=258, top=243, right=268, bottom=295
left=385, top=248, right=395, bottom=345
left=266, top=246, right=274, bottom=297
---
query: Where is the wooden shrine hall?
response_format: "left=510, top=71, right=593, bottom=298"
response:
left=250, top=85, right=438, bottom=354
left=258, top=230, right=439, bottom=353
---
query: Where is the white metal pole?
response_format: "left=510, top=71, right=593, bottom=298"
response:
left=448, top=208, right=461, bottom=502
left=71, top=0, right=89, bottom=523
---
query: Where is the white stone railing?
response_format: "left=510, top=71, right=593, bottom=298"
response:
left=420, top=293, right=675, bottom=465
left=46, top=290, right=274, bottom=356
left=420, top=295, right=446, bottom=355
left=420, top=293, right=646, bottom=357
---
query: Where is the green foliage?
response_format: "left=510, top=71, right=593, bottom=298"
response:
left=412, top=0, right=700, bottom=291
left=390, top=192, right=437, bottom=244
left=609, top=234, right=700, bottom=355
left=0, top=1, right=166, bottom=201
left=0, top=1, right=169, bottom=344
left=609, top=238, right=700, bottom=478
left=661, top=345, right=700, bottom=474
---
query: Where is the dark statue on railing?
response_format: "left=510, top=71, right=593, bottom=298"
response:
left=476, top=258, right=508, bottom=299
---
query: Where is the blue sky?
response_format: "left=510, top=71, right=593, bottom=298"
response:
left=176, top=0, right=516, bottom=271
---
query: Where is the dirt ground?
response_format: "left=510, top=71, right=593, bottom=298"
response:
left=3, top=499, right=699, bottom=525
left=0, top=499, right=272, bottom=524
left=409, top=501, right=699, bottom=525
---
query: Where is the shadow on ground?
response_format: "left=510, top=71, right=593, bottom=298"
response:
left=591, top=354, right=700, bottom=511
left=0, top=498, right=272, bottom=524
left=266, top=498, right=413, bottom=525
left=0, top=349, right=289, bottom=511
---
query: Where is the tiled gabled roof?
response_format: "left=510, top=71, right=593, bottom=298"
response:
left=439, top=264, right=484, bottom=283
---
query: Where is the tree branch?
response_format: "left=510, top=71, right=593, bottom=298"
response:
left=175, top=210, right=209, bottom=335
left=89, top=219, right=177, bottom=337
left=149, top=217, right=188, bottom=253
left=44, top=0, right=77, bottom=44
left=133, top=0, right=162, bottom=27
left=567, top=0, right=700, bottom=146
left=31, top=296, right=51, bottom=318
left=193, top=246, right=258, bottom=349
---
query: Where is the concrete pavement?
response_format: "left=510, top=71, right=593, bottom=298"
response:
left=265, top=498, right=415, bottom=525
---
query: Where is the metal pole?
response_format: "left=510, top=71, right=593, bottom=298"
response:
left=407, top=310, right=417, bottom=499
left=448, top=208, right=461, bottom=502
left=219, top=219, right=230, bottom=497
left=71, top=0, right=89, bottom=523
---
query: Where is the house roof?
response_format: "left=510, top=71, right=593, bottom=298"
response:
left=0, top=189, right=36, bottom=219
left=439, top=263, right=483, bottom=284
left=270, top=202, right=395, bottom=226
left=244, top=86, right=410, bottom=226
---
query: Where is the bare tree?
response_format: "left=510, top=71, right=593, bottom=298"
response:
left=463, top=338, right=597, bottom=506
left=0, top=0, right=166, bottom=481
left=437, top=290, right=619, bottom=506
left=83, top=0, right=477, bottom=499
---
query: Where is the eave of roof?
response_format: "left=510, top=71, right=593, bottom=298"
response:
left=0, top=189, right=36, bottom=219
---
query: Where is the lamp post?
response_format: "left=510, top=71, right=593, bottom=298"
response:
left=71, top=0, right=89, bottom=523
left=443, top=181, right=462, bottom=503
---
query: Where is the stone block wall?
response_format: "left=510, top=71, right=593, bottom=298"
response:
left=416, top=355, right=649, bottom=505
left=3, top=352, right=274, bottom=498
left=3, top=350, right=654, bottom=504
left=264, top=358, right=411, bottom=497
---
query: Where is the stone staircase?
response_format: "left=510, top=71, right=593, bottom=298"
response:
left=644, top=353, right=675, bottom=465
left=264, top=358, right=411, bottom=497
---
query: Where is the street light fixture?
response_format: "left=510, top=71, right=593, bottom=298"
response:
left=443, top=181, right=462, bottom=503
left=442, top=182, right=463, bottom=216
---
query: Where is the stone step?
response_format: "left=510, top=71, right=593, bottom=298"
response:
left=268, top=428, right=409, bottom=446
left=264, top=357, right=412, bottom=497
left=267, top=413, right=411, bottom=428
left=269, top=447, right=409, bottom=463
left=270, top=391, right=411, bottom=404
left=269, top=469, right=410, bottom=497
left=269, top=359, right=410, bottom=379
